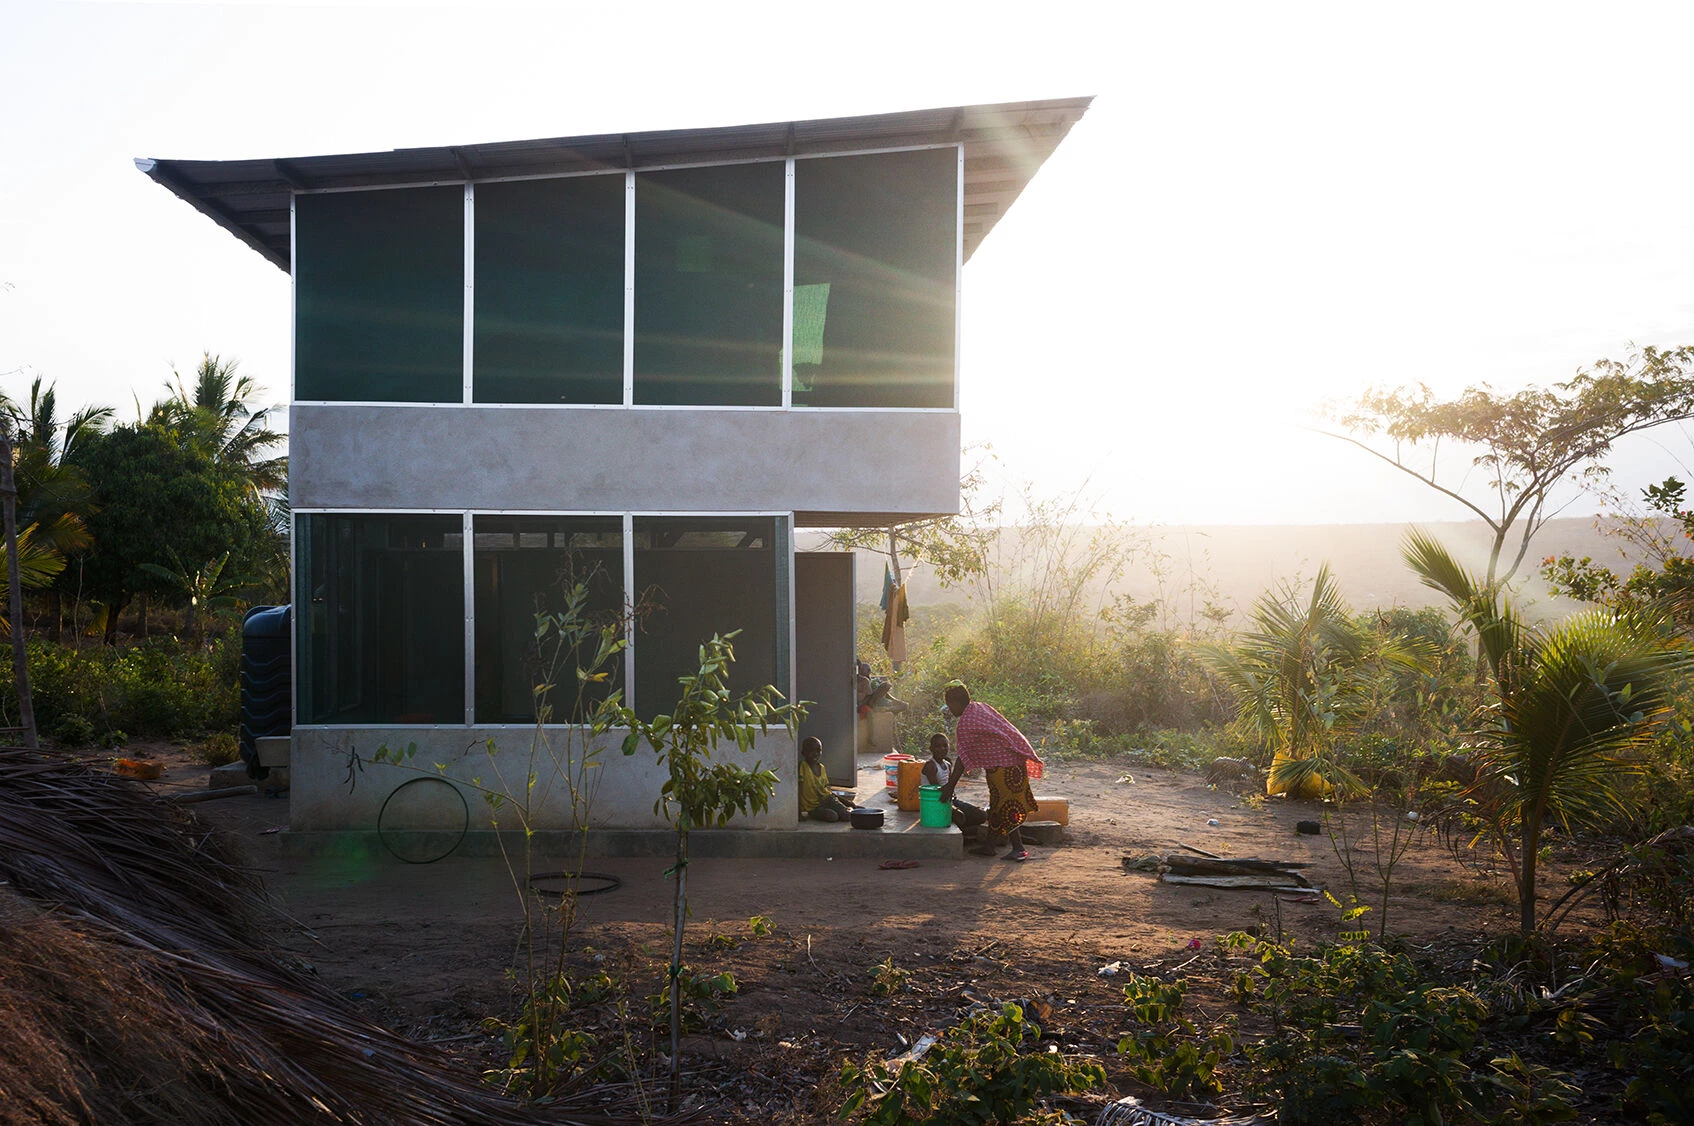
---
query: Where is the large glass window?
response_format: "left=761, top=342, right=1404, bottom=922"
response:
left=473, top=176, right=625, bottom=404
left=634, top=164, right=785, bottom=406
left=294, top=187, right=464, bottom=403
left=791, top=148, right=957, bottom=408
left=473, top=516, right=624, bottom=723
left=633, top=516, right=783, bottom=719
left=297, top=514, right=464, bottom=724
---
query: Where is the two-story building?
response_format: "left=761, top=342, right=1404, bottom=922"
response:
left=139, top=98, right=1090, bottom=838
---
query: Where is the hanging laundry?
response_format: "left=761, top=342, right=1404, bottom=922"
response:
left=881, top=580, right=910, bottom=670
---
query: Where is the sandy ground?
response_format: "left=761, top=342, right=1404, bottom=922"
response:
left=124, top=739, right=1587, bottom=1122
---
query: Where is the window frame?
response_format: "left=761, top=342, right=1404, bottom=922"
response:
left=289, top=144, right=963, bottom=412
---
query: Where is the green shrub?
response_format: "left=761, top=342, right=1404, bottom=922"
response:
left=50, top=713, right=95, bottom=748
left=1117, top=974, right=1232, bottom=1099
left=8, top=636, right=239, bottom=739
left=187, top=731, right=241, bottom=766
left=839, top=1002, right=1105, bottom=1125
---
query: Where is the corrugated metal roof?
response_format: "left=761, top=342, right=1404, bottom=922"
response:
left=136, top=97, right=1092, bottom=272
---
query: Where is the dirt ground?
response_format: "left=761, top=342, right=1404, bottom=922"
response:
left=127, top=740, right=1610, bottom=1123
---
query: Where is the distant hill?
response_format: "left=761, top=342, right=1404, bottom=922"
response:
left=803, top=519, right=1661, bottom=625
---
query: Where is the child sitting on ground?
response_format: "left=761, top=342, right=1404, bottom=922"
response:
left=798, top=736, right=853, bottom=822
left=921, top=733, right=987, bottom=834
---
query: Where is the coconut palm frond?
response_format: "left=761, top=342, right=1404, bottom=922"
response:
left=0, top=525, right=67, bottom=627
left=1402, top=527, right=1523, bottom=679
left=1484, top=611, right=1694, bottom=829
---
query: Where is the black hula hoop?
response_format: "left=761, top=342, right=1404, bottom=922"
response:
left=528, top=870, right=623, bottom=897
left=377, top=776, right=470, bottom=864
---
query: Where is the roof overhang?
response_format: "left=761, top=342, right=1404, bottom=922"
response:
left=136, top=97, right=1093, bottom=273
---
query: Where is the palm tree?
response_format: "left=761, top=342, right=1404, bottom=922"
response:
left=1, top=375, right=109, bottom=555
left=0, top=377, right=110, bottom=639
left=1403, top=529, right=1694, bottom=935
left=1202, top=565, right=1388, bottom=798
left=155, top=353, right=287, bottom=497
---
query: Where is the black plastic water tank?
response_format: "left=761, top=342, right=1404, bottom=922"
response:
left=240, top=605, right=291, bottom=779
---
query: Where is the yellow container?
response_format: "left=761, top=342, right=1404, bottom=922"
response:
left=896, top=759, right=926, bottom=811
left=1033, top=796, right=1069, bottom=825
left=1266, top=752, right=1333, bottom=799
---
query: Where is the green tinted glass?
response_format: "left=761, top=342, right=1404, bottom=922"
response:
left=474, top=175, right=625, bottom=404
left=473, top=516, right=624, bottom=723
left=634, top=164, right=784, bottom=406
left=298, top=514, right=464, bottom=724
left=792, top=148, right=956, bottom=408
left=632, top=516, right=778, bottom=719
left=295, top=187, right=464, bottom=402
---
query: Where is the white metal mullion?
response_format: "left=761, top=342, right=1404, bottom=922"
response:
left=623, top=171, right=635, bottom=406
left=622, top=513, right=636, bottom=715
left=289, top=193, right=297, bottom=404
left=463, top=512, right=475, bottom=725
left=463, top=184, right=475, bottom=404
left=785, top=513, right=797, bottom=704
left=782, top=157, right=795, bottom=408
left=288, top=196, right=298, bottom=728
left=954, top=144, right=963, bottom=413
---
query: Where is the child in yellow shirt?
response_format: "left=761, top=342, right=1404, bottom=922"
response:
left=799, top=736, right=852, bottom=822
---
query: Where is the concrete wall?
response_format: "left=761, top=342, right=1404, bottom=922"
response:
left=289, top=405, right=960, bottom=515
left=289, top=726, right=800, bottom=832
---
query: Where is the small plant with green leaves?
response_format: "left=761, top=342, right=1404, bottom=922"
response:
left=611, top=629, right=805, bottom=1113
left=868, top=956, right=909, bottom=997
left=186, top=730, right=240, bottom=766
left=364, top=574, right=627, bottom=1105
left=648, top=967, right=738, bottom=1033
left=1116, top=973, right=1232, bottom=1100
left=839, top=1002, right=1105, bottom=1126
left=747, top=915, right=774, bottom=937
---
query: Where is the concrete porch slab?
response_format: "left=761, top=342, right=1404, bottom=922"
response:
left=277, top=821, right=961, bottom=863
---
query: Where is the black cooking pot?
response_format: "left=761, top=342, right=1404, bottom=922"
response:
left=849, top=807, right=884, bottom=830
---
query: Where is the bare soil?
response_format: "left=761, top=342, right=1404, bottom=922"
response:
left=124, top=740, right=1616, bottom=1123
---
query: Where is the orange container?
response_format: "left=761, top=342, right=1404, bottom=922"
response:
left=896, top=759, right=926, bottom=811
left=114, top=758, right=164, bottom=781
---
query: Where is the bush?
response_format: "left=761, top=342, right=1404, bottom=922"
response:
left=840, top=1003, right=1104, bottom=1125
left=7, top=636, right=240, bottom=739
left=50, top=713, right=95, bottom=748
left=187, top=732, right=240, bottom=767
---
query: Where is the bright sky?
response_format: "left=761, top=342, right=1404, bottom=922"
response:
left=6, top=1, right=1694, bottom=526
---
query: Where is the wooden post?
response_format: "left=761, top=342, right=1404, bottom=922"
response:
left=0, top=422, right=39, bottom=748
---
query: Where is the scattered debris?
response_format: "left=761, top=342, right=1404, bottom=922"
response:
left=1204, top=756, right=1259, bottom=784
left=1295, top=819, right=1322, bottom=835
left=1115, top=774, right=1135, bottom=785
left=1122, top=854, right=1162, bottom=872
left=1205, top=819, right=1220, bottom=827
left=1099, top=1094, right=1274, bottom=1125
left=1097, top=961, right=1124, bottom=977
left=1159, top=854, right=1312, bottom=890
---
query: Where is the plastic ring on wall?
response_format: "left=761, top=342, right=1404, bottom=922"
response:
left=377, top=776, right=470, bottom=864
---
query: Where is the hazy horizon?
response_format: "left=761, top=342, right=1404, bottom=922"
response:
left=8, top=3, right=1694, bottom=526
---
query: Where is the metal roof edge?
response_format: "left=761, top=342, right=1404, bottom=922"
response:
left=137, top=96, right=1094, bottom=273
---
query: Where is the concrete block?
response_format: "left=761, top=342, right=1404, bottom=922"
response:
left=255, top=735, right=291, bottom=768
left=1021, top=820, right=1064, bottom=846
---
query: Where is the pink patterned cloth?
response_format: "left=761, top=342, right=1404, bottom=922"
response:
left=954, top=701, right=1041, bottom=772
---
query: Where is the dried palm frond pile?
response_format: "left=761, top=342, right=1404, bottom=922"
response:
left=0, top=747, right=626, bottom=1126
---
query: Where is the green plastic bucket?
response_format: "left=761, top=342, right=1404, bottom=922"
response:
left=917, top=784, right=951, bottom=828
